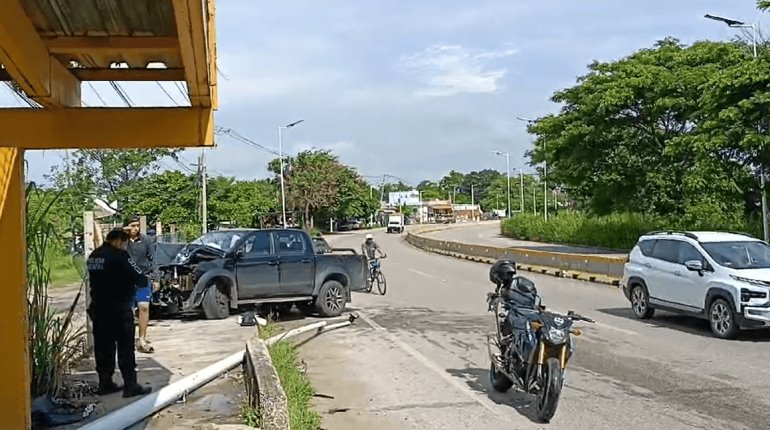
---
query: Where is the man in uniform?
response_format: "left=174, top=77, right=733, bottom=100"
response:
left=87, top=228, right=152, bottom=398
left=124, top=216, right=157, bottom=353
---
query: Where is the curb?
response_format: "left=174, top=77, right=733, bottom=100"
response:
left=243, top=335, right=289, bottom=430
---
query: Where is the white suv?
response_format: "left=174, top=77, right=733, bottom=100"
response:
left=622, top=231, right=770, bottom=339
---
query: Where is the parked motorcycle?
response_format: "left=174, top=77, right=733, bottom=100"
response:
left=485, top=260, right=594, bottom=423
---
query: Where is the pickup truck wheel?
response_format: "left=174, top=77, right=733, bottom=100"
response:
left=202, top=284, right=230, bottom=320
left=316, top=280, right=345, bottom=317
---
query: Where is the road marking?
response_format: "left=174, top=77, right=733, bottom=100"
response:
left=357, top=311, right=510, bottom=420
left=550, top=308, right=637, bottom=336
left=408, top=268, right=435, bottom=278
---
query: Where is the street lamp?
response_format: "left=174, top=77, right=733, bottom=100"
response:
left=492, top=150, right=511, bottom=217
left=517, top=116, right=547, bottom=221
left=705, top=14, right=767, bottom=241
left=278, top=119, right=304, bottom=228
left=513, top=167, right=524, bottom=212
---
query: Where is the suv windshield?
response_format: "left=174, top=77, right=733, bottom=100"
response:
left=700, top=241, right=770, bottom=269
left=189, top=231, right=243, bottom=252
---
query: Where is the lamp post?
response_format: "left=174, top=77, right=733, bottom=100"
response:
left=517, top=116, right=547, bottom=220
left=492, top=150, right=511, bottom=217
left=705, top=14, right=766, bottom=241
left=278, top=119, right=304, bottom=228
left=512, top=167, right=525, bottom=212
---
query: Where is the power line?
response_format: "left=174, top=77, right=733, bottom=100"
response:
left=173, top=81, right=189, bottom=101
left=215, top=126, right=280, bottom=156
left=109, top=81, right=133, bottom=106
left=87, top=82, right=107, bottom=106
left=156, top=81, right=181, bottom=106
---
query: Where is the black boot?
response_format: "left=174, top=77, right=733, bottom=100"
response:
left=122, top=373, right=152, bottom=398
left=97, top=373, right=122, bottom=395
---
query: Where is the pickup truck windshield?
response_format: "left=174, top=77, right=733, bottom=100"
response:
left=189, top=231, right=242, bottom=252
left=701, top=241, right=770, bottom=269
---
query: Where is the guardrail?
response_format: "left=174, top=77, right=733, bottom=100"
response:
left=405, top=226, right=626, bottom=286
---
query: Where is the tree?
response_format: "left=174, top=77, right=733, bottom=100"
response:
left=528, top=39, right=753, bottom=221
left=279, top=150, right=345, bottom=229
left=47, top=149, right=178, bottom=229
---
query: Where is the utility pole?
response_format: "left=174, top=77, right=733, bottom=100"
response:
left=199, top=150, right=207, bottom=234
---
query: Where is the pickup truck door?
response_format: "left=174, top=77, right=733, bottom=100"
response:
left=235, top=231, right=280, bottom=299
left=272, top=230, right=315, bottom=296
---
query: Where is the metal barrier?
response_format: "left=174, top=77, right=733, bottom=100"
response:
left=405, top=229, right=627, bottom=281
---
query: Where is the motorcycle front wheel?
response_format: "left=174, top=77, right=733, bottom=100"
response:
left=535, top=357, right=563, bottom=423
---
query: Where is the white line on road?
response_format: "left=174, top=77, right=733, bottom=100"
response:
left=357, top=311, right=511, bottom=421
left=408, top=268, right=435, bottom=278
left=550, top=309, right=637, bottom=336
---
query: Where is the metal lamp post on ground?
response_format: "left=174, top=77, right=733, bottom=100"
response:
left=705, top=13, right=767, bottom=241
left=278, top=119, right=304, bottom=229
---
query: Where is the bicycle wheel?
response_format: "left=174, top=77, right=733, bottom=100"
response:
left=376, top=271, right=387, bottom=295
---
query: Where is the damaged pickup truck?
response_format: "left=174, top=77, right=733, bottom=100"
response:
left=154, top=228, right=367, bottom=319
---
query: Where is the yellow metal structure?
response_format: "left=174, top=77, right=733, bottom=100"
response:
left=0, top=0, right=218, bottom=426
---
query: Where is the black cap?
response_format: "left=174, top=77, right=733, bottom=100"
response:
left=105, top=228, right=129, bottom=242
left=124, top=215, right=141, bottom=227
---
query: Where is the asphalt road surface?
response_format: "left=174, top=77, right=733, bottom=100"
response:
left=425, top=222, right=628, bottom=257
left=303, top=227, right=770, bottom=430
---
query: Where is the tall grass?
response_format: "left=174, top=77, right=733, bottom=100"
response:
left=501, top=211, right=763, bottom=250
left=26, top=184, right=87, bottom=398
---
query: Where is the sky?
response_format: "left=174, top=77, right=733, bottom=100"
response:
left=8, top=0, right=768, bottom=187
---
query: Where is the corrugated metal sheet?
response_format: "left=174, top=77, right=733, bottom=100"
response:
left=21, top=0, right=177, bottom=37
left=20, top=0, right=181, bottom=69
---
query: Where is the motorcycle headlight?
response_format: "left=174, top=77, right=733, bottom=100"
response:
left=544, top=327, right=568, bottom=344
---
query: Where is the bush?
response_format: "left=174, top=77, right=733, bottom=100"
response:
left=501, top=211, right=762, bottom=250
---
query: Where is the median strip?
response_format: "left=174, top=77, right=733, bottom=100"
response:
left=405, top=226, right=623, bottom=287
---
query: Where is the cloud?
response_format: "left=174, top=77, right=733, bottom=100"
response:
left=398, top=44, right=517, bottom=96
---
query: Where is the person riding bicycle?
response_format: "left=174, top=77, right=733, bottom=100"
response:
left=362, top=233, right=385, bottom=279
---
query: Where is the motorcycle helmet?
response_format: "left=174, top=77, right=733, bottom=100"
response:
left=512, top=276, right=537, bottom=294
left=489, top=259, right=517, bottom=285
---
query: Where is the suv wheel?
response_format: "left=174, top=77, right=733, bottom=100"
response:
left=630, top=285, right=655, bottom=319
left=709, top=298, right=739, bottom=339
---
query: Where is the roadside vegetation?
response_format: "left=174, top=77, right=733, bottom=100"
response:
left=26, top=185, right=86, bottom=399
left=246, top=323, right=321, bottom=430
left=502, top=212, right=762, bottom=251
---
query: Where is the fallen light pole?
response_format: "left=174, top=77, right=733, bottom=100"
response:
left=80, top=314, right=358, bottom=430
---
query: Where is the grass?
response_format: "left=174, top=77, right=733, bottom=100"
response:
left=48, top=251, right=84, bottom=287
left=244, top=322, right=321, bottom=430
left=501, top=211, right=763, bottom=251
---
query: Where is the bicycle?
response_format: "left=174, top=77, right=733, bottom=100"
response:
left=366, top=255, right=387, bottom=295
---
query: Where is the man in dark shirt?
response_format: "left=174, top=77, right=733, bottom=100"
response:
left=124, top=216, right=157, bottom=353
left=87, top=228, right=152, bottom=398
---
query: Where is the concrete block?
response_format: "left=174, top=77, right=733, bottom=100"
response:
left=243, top=337, right=289, bottom=430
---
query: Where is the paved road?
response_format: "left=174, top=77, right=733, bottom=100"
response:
left=424, top=222, right=628, bottom=257
left=304, top=229, right=770, bottom=430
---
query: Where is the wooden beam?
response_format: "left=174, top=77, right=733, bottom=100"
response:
left=45, top=36, right=179, bottom=54
left=172, top=0, right=212, bottom=107
left=0, top=107, right=214, bottom=149
left=0, top=1, right=80, bottom=107
left=0, top=147, right=30, bottom=430
left=0, top=68, right=186, bottom=82
left=207, top=0, right=218, bottom=109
